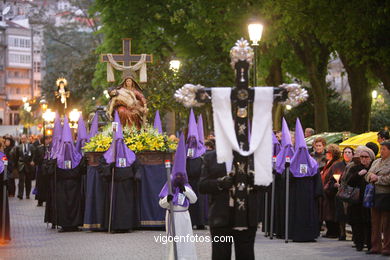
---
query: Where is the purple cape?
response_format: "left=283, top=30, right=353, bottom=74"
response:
left=159, top=132, right=192, bottom=208
left=153, top=110, right=163, bottom=134
left=290, top=118, right=318, bottom=177
left=103, top=111, right=136, bottom=167
left=276, top=118, right=295, bottom=174
left=57, top=116, right=82, bottom=169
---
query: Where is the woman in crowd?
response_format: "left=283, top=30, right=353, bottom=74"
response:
left=319, top=144, right=341, bottom=238
left=4, top=137, right=15, bottom=197
left=333, top=146, right=354, bottom=241
left=311, top=137, right=327, bottom=173
left=365, top=141, right=390, bottom=256
left=343, top=146, right=374, bottom=251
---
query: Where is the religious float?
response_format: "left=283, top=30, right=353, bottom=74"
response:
left=83, top=125, right=177, bottom=228
left=83, top=39, right=175, bottom=228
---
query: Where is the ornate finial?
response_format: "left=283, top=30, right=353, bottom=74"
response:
left=230, top=38, right=254, bottom=68
left=56, top=77, right=67, bottom=87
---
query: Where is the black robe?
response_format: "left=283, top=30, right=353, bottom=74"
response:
left=34, top=144, right=48, bottom=203
left=186, top=157, right=205, bottom=227
left=273, top=169, right=323, bottom=241
left=0, top=178, right=10, bottom=241
left=289, top=173, right=323, bottom=242
left=83, top=166, right=105, bottom=229
left=99, top=161, right=139, bottom=231
left=56, top=160, right=86, bottom=228
left=43, top=159, right=57, bottom=225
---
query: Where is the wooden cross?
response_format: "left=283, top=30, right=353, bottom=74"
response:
left=179, top=39, right=288, bottom=230
left=100, top=38, right=153, bottom=66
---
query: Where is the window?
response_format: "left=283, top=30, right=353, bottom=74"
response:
left=16, top=88, right=20, bottom=94
left=34, top=80, right=41, bottom=90
left=33, top=62, right=40, bottom=72
left=8, top=37, right=31, bottom=48
left=9, top=54, right=31, bottom=64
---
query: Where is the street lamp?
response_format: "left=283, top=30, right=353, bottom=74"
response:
left=248, top=21, right=264, bottom=87
left=169, top=60, right=181, bottom=72
left=39, top=98, right=48, bottom=112
left=372, top=90, right=378, bottom=99
left=69, top=108, right=81, bottom=128
left=42, top=108, right=55, bottom=155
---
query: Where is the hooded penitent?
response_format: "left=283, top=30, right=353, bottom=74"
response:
left=290, top=118, right=318, bottom=177
left=89, top=112, right=99, bottom=139
left=159, top=132, right=192, bottom=207
left=186, top=109, right=206, bottom=159
left=276, top=118, right=295, bottom=174
left=75, top=116, right=88, bottom=153
left=50, top=113, right=63, bottom=159
left=57, top=116, right=82, bottom=169
left=197, top=114, right=206, bottom=155
left=153, top=110, right=163, bottom=134
left=103, top=111, right=136, bottom=167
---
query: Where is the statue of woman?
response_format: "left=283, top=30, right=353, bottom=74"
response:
left=107, top=70, right=148, bottom=129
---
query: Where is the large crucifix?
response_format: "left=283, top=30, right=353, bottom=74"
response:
left=100, top=38, right=153, bottom=68
left=175, top=38, right=289, bottom=230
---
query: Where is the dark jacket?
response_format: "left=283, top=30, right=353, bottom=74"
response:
left=344, top=162, right=371, bottom=223
left=199, top=151, right=259, bottom=228
left=319, top=159, right=340, bottom=222
left=13, top=143, right=35, bottom=177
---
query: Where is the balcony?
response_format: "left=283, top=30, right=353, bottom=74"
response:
left=6, top=77, right=30, bottom=85
left=6, top=94, right=29, bottom=101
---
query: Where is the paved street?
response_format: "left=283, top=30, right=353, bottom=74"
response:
left=0, top=196, right=385, bottom=260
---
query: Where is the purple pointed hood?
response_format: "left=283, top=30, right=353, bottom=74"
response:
left=159, top=133, right=192, bottom=207
left=153, top=110, right=163, bottom=134
left=290, top=118, right=318, bottom=177
left=75, top=115, right=88, bottom=153
left=103, top=111, right=136, bottom=167
left=196, top=114, right=206, bottom=157
left=57, top=116, right=82, bottom=169
left=89, top=112, right=99, bottom=139
left=275, top=118, right=295, bottom=174
left=50, top=113, right=63, bottom=159
left=186, top=109, right=205, bottom=158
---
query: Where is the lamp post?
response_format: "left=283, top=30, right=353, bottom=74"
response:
left=170, top=59, right=182, bottom=132
left=40, top=98, right=48, bottom=147
left=42, top=108, right=55, bottom=157
left=169, top=59, right=181, bottom=72
left=248, top=21, right=264, bottom=87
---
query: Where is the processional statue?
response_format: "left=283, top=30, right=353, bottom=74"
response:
left=55, top=77, right=70, bottom=115
left=101, top=38, right=153, bottom=128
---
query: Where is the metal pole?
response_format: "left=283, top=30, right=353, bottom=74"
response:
left=2, top=158, right=8, bottom=241
left=253, top=46, right=257, bottom=87
left=108, top=126, right=117, bottom=233
left=285, top=159, right=290, bottom=243
left=270, top=156, right=276, bottom=239
left=165, top=160, right=178, bottom=260
left=264, top=191, right=268, bottom=237
left=54, top=162, right=58, bottom=229
left=270, top=173, right=275, bottom=239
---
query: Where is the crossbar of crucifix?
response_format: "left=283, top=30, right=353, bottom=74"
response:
left=100, top=38, right=153, bottom=66
left=176, top=39, right=289, bottom=229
